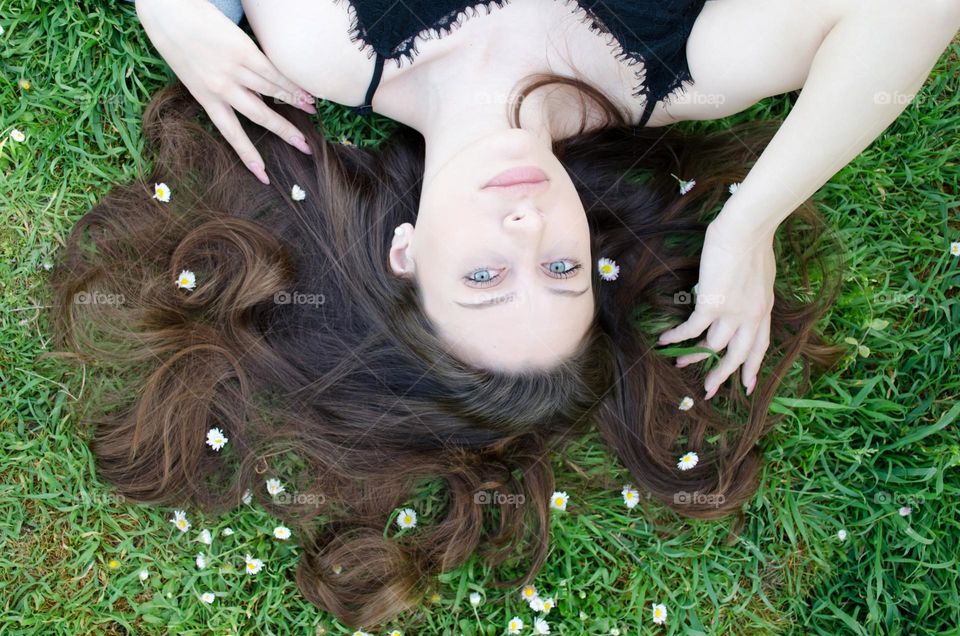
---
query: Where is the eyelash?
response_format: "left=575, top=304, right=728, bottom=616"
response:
left=549, top=262, right=582, bottom=279
left=463, top=260, right=582, bottom=287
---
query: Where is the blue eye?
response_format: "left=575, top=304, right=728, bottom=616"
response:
left=546, top=260, right=581, bottom=278
left=465, top=268, right=501, bottom=287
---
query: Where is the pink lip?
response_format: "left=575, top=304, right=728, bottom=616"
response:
left=483, top=166, right=549, bottom=189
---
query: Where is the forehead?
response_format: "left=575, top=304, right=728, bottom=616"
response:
left=428, top=290, right=595, bottom=370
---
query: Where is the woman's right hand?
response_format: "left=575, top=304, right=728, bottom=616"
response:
left=134, top=0, right=316, bottom=184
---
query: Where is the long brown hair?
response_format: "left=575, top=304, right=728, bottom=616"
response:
left=47, top=75, right=844, bottom=629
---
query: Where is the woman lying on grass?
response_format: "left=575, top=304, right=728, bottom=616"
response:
left=50, top=0, right=959, bottom=628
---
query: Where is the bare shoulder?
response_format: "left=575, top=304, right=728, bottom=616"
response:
left=647, top=0, right=853, bottom=125
left=241, top=0, right=376, bottom=107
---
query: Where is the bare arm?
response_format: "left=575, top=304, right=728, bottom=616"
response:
left=695, top=0, right=960, bottom=240
left=656, top=0, right=959, bottom=397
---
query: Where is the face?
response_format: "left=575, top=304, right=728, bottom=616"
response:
left=389, top=128, right=594, bottom=371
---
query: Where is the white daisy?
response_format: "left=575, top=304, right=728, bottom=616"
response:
left=175, top=269, right=196, bottom=291
left=331, top=563, right=343, bottom=575
left=728, top=182, right=741, bottom=194
left=138, top=569, right=149, bottom=581
left=0, top=25, right=5, bottom=36
left=677, top=451, right=699, bottom=471
left=199, top=529, right=212, bottom=545
left=549, top=491, right=569, bottom=511
left=679, top=179, right=696, bottom=195
left=352, top=631, right=371, bottom=636
left=10, top=128, right=25, bottom=142
left=266, top=478, right=284, bottom=496
left=652, top=602, right=667, bottom=624
left=170, top=509, right=190, bottom=533
left=205, top=427, right=228, bottom=451
left=196, top=552, right=207, bottom=569
left=387, top=631, right=402, bottom=636
left=950, top=242, right=960, bottom=256
left=200, top=592, right=215, bottom=604
left=244, top=553, right=264, bottom=575
left=242, top=489, right=253, bottom=505
left=520, top=584, right=538, bottom=602
left=597, top=257, right=620, bottom=282
left=837, top=529, right=847, bottom=541
left=529, top=596, right=545, bottom=612
left=339, top=135, right=354, bottom=146
left=622, top=484, right=640, bottom=509
left=507, top=617, right=524, bottom=634
left=469, top=591, right=482, bottom=607
left=273, top=525, right=291, bottom=540
left=899, top=506, right=912, bottom=516
left=152, top=182, right=171, bottom=202
left=396, top=508, right=417, bottom=530
left=533, top=617, right=550, bottom=634
left=221, top=527, right=235, bottom=536
left=291, top=184, right=306, bottom=201
left=541, top=597, right=555, bottom=613
left=678, top=396, right=694, bottom=411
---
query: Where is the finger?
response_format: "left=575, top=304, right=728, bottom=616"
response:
left=675, top=337, right=710, bottom=366
left=741, top=314, right=771, bottom=396
left=230, top=89, right=313, bottom=155
left=204, top=101, right=270, bottom=184
left=657, top=307, right=714, bottom=345
left=703, top=323, right=758, bottom=399
left=675, top=319, right=735, bottom=366
left=245, top=55, right=315, bottom=113
left=236, top=67, right=315, bottom=114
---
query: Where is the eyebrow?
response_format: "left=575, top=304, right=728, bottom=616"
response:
left=454, top=287, right=590, bottom=308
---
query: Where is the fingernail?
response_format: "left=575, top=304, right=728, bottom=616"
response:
left=297, top=91, right=316, bottom=113
left=247, top=161, right=269, bottom=185
left=746, top=376, right=756, bottom=395
left=290, top=135, right=312, bottom=155
left=704, top=385, right=716, bottom=400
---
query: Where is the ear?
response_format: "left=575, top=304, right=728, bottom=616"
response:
left=388, top=222, right=416, bottom=278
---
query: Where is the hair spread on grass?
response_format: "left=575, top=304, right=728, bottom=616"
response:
left=47, top=77, right=844, bottom=628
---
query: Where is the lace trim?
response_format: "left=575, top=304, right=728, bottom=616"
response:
left=331, top=0, right=699, bottom=124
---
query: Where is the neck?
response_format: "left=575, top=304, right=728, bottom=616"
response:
left=410, top=54, right=564, bottom=188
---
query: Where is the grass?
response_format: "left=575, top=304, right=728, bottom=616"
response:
left=1, top=1, right=958, bottom=634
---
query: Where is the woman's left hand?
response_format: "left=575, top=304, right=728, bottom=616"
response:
left=656, top=216, right=777, bottom=399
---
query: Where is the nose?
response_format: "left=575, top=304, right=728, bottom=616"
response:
left=502, top=205, right=544, bottom=235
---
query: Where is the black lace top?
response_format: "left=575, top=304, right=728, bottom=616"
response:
left=335, top=0, right=708, bottom=127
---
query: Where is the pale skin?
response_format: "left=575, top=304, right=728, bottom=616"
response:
left=134, top=0, right=960, bottom=389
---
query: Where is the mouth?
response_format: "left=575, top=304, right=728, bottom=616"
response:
left=483, top=166, right=549, bottom=189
